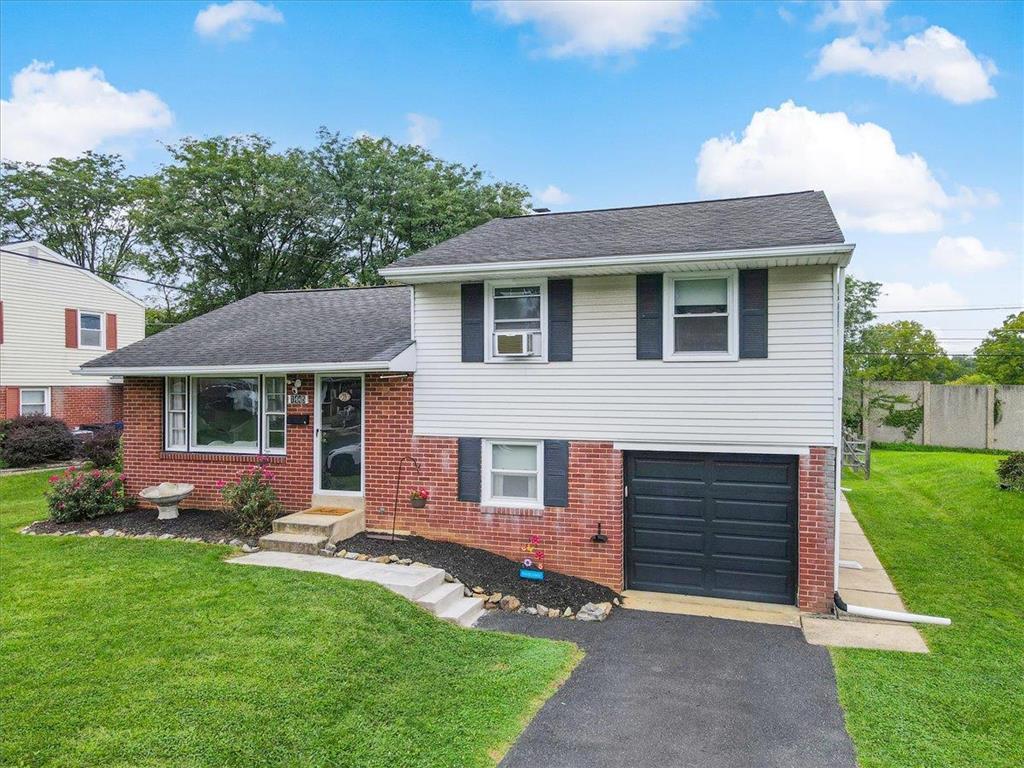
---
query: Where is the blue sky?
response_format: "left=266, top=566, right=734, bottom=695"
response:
left=1, top=0, right=1021, bottom=351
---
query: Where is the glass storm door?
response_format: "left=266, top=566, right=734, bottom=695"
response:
left=317, top=376, right=362, bottom=493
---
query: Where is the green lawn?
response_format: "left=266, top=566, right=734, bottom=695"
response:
left=0, top=471, right=580, bottom=768
left=836, top=449, right=1023, bottom=768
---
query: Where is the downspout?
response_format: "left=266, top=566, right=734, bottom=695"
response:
left=834, top=591, right=951, bottom=626
left=833, top=266, right=845, bottom=596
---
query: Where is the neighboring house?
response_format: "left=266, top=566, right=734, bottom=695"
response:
left=77, top=191, right=852, bottom=614
left=0, top=241, right=146, bottom=428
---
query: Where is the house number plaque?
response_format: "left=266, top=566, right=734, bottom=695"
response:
left=288, top=394, right=309, bottom=405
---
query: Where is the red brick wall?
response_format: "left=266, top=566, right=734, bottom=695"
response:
left=0, top=384, right=123, bottom=428
left=362, top=374, right=625, bottom=590
left=797, top=446, right=837, bottom=613
left=122, top=377, right=315, bottom=512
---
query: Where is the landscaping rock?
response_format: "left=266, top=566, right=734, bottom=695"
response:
left=388, top=554, right=400, bottom=563
left=500, top=595, right=521, bottom=612
left=102, top=529, right=117, bottom=537
left=398, top=558, right=413, bottom=565
left=444, top=571, right=455, bottom=583
left=535, top=603, right=548, bottom=615
left=547, top=608, right=560, bottom=619
left=324, top=542, right=337, bottom=554
left=335, top=549, right=348, bottom=558
left=525, top=607, right=538, bottom=615
left=356, top=554, right=369, bottom=561
left=88, top=530, right=100, bottom=537
left=319, top=548, right=334, bottom=557
left=472, top=586, right=485, bottom=594
left=464, top=586, right=473, bottom=597
left=229, top=538, right=243, bottom=547
left=241, top=543, right=259, bottom=554
left=158, top=533, right=174, bottom=540
left=372, top=555, right=391, bottom=563
left=486, top=592, right=503, bottom=605
left=411, top=561, right=430, bottom=568
left=563, top=607, right=573, bottom=618
left=576, top=602, right=613, bottom=622
left=345, top=552, right=359, bottom=560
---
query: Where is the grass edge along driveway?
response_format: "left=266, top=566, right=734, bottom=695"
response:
left=0, top=471, right=581, bottom=768
left=836, top=449, right=1022, bottom=768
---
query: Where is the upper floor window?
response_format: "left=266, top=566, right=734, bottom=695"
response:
left=79, top=311, right=103, bottom=349
left=663, top=270, right=738, bottom=361
left=487, top=281, right=546, bottom=361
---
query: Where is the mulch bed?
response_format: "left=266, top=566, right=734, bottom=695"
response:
left=343, top=532, right=619, bottom=612
left=26, top=508, right=258, bottom=545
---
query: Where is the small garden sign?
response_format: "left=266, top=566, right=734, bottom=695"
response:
left=520, top=535, right=545, bottom=581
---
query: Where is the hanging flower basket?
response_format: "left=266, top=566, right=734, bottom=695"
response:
left=409, top=487, right=430, bottom=509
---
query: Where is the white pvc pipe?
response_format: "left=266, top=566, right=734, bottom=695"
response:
left=836, top=596, right=952, bottom=626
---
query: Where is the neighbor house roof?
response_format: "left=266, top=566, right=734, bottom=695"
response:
left=381, top=191, right=848, bottom=280
left=77, top=286, right=413, bottom=374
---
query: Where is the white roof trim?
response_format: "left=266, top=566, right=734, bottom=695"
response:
left=613, top=442, right=812, bottom=456
left=2, top=241, right=148, bottom=308
left=73, top=361, right=393, bottom=377
left=381, top=242, right=855, bottom=283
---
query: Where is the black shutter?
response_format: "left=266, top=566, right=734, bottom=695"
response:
left=457, top=437, right=482, bottom=502
left=543, top=440, right=569, bottom=507
left=739, top=269, right=769, bottom=359
left=636, top=273, right=663, bottom=360
left=461, top=283, right=485, bottom=362
left=548, top=279, right=573, bottom=362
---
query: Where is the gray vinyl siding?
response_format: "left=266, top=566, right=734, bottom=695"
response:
left=413, top=265, right=836, bottom=447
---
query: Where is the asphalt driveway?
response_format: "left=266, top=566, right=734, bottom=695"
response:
left=481, top=609, right=857, bottom=768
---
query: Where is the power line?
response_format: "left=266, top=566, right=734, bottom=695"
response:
left=0, top=247, right=198, bottom=295
left=874, top=305, right=1022, bottom=314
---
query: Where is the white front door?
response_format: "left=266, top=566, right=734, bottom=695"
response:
left=314, top=374, right=364, bottom=496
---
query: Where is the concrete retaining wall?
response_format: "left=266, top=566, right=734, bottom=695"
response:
left=864, top=382, right=1024, bottom=451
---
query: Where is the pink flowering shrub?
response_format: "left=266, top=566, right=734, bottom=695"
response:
left=47, top=468, right=129, bottom=523
left=218, top=462, right=283, bottom=536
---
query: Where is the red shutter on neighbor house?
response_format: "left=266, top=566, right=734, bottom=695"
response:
left=5, top=387, right=18, bottom=417
left=106, top=313, right=117, bottom=350
left=65, top=308, right=78, bottom=348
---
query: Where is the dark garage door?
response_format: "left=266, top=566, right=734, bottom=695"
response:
left=626, top=452, right=798, bottom=605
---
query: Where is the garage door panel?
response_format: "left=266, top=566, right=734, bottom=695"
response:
left=712, top=498, right=794, bottom=524
left=626, top=452, right=797, bottom=605
left=711, top=532, right=793, bottom=561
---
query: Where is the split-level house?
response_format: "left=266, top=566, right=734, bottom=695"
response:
left=1, top=241, right=146, bottom=428
left=77, top=191, right=852, bottom=613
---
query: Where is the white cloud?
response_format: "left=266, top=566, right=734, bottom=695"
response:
left=813, top=1, right=890, bottom=42
left=695, top=101, right=988, bottom=234
left=536, top=185, right=572, bottom=206
left=930, top=236, right=1010, bottom=273
left=405, top=113, right=440, bottom=148
left=194, top=1, right=283, bottom=41
left=0, top=61, right=172, bottom=163
left=474, top=0, right=705, bottom=59
left=877, top=282, right=966, bottom=313
left=815, top=26, right=997, bottom=104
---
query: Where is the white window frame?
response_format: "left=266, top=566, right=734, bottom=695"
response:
left=19, top=387, right=50, bottom=416
left=164, top=376, right=188, bottom=451
left=77, top=310, right=105, bottom=350
left=482, top=439, right=544, bottom=509
left=662, top=269, right=739, bottom=362
left=262, top=375, right=287, bottom=455
left=484, top=278, right=548, bottom=363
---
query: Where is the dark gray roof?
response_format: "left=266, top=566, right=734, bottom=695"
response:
left=388, top=191, right=844, bottom=270
left=82, top=286, right=412, bottom=370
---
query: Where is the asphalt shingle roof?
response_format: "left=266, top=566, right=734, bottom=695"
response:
left=82, top=286, right=412, bottom=370
left=387, top=191, right=845, bottom=270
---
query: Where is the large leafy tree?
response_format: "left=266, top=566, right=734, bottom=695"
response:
left=974, top=312, right=1024, bottom=384
left=857, top=320, right=960, bottom=382
left=311, top=131, right=530, bottom=284
left=844, top=275, right=882, bottom=352
left=140, top=135, right=347, bottom=316
left=0, top=152, right=145, bottom=281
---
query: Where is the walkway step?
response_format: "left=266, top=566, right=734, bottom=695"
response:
left=438, top=597, right=486, bottom=628
left=272, top=508, right=365, bottom=540
left=415, top=582, right=465, bottom=615
left=258, top=532, right=327, bottom=555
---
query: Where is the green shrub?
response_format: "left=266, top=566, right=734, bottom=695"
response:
left=0, top=416, right=75, bottom=467
left=47, top=468, right=130, bottom=522
left=996, top=452, right=1024, bottom=491
left=218, top=462, right=283, bottom=536
left=82, top=429, right=122, bottom=469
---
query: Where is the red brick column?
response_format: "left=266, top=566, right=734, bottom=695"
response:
left=363, top=373, right=625, bottom=590
left=797, top=446, right=837, bottom=613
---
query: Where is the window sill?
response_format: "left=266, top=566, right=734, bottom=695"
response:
left=484, top=357, right=549, bottom=364
left=662, top=352, right=738, bottom=363
left=159, top=451, right=287, bottom=463
left=480, top=504, right=546, bottom=517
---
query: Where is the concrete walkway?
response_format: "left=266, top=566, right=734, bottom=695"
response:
left=484, top=610, right=857, bottom=768
left=229, top=550, right=484, bottom=626
left=801, top=494, right=928, bottom=653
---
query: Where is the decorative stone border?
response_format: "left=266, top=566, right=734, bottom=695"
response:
left=20, top=523, right=261, bottom=552
left=319, top=541, right=619, bottom=621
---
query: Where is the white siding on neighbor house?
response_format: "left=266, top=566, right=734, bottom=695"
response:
left=0, top=245, right=146, bottom=387
left=413, top=265, right=837, bottom=448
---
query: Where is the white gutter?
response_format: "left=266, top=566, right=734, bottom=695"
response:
left=72, top=361, right=390, bottom=376
left=381, top=242, right=855, bottom=281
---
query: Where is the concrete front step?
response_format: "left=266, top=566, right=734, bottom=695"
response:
left=258, top=532, right=327, bottom=555
left=272, top=508, right=365, bottom=541
left=229, top=551, right=485, bottom=626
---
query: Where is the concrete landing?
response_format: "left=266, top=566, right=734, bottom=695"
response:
left=622, top=590, right=801, bottom=627
left=229, top=551, right=485, bottom=626
left=802, top=494, right=930, bottom=653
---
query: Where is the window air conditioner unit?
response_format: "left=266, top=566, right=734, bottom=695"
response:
left=495, top=332, right=537, bottom=357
